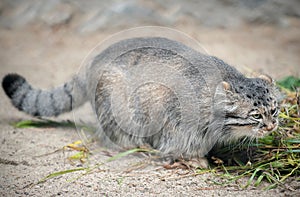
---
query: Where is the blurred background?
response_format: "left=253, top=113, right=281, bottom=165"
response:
left=0, top=0, right=299, bottom=84
left=0, top=2, right=299, bottom=196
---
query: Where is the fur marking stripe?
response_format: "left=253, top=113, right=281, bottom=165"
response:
left=63, top=84, right=73, bottom=110
left=33, top=90, right=41, bottom=116
left=15, top=91, right=27, bottom=110
left=50, top=93, right=59, bottom=116
left=15, top=85, right=32, bottom=110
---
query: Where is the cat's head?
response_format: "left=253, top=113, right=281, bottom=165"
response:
left=221, top=75, right=280, bottom=140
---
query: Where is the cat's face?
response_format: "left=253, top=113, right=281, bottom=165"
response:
left=223, top=76, right=280, bottom=140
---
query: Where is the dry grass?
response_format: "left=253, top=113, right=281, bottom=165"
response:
left=205, top=76, right=300, bottom=190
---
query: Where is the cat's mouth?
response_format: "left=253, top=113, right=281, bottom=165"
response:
left=256, top=129, right=272, bottom=137
left=229, top=122, right=277, bottom=139
left=256, top=123, right=278, bottom=137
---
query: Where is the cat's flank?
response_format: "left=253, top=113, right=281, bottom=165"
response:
left=2, top=37, right=279, bottom=168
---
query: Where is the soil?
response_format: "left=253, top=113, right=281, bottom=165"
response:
left=0, top=22, right=299, bottom=196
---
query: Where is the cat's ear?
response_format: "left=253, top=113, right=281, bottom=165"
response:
left=221, top=81, right=231, bottom=91
left=258, top=74, right=274, bottom=84
left=216, top=81, right=233, bottom=96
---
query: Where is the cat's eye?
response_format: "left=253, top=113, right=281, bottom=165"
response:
left=251, top=114, right=262, bottom=120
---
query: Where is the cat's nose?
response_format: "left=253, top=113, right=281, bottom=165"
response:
left=265, top=123, right=275, bottom=131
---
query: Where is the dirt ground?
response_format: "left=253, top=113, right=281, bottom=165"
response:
left=0, top=22, right=300, bottom=196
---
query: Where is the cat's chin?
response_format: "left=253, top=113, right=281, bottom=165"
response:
left=254, top=124, right=278, bottom=137
left=254, top=129, right=272, bottom=137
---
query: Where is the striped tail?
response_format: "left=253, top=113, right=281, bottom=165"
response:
left=2, top=73, right=87, bottom=117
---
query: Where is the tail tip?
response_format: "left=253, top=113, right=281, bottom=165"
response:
left=2, top=73, right=26, bottom=98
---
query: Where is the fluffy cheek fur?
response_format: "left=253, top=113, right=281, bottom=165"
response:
left=229, top=125, right=255, bottom=140
left=230, top=118, right=278, bottom=139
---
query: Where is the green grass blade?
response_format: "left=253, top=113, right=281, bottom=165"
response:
left=254, top=173, right=265, bottom=187
left=277, top=76, right=300, bottom=90
left=106, top=148, right=152, bottom=162
left=243, top=168, right=261, bottom=188
left=37, top=167, right=87, bottom=184
left=13, top=119, right=76, bottom=129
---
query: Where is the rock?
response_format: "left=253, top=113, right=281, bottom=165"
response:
left=0, top=0, right=73, bottom=28
left=40, top=3, right=73, bottom=26
left=0, top=0, right=299, bottom=31
left=77, top=0, right=167, bottom=33
left=0, top=0, right=44, bottom=28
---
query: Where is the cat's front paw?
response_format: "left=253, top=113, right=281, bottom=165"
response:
left=163, top=157, right=209, bottom=169
left=184, top=157, right=209, bottom=169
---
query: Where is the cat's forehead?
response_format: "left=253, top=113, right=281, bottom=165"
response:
left=235, top=78, right=277, bottom=108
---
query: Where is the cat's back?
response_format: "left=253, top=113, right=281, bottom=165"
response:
left=90, top=37, right=206, bottom=70
left=85, top=37, right=243, bottom=98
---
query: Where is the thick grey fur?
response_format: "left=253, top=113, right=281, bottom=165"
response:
left=2, top=37, right=280, bottom=165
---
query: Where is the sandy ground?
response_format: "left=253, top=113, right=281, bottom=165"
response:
left=0, top=24, right=300, bottom=196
